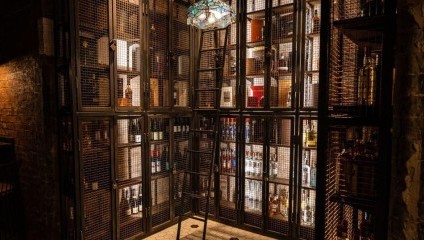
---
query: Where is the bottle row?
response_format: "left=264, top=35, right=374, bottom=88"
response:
left=150, top=145, right=169, bottom=174
left=268, top=187, right=289, bottom=218
left=302, top=150, right=317, bottom=188
left=120, top=184, right=143, bottom=219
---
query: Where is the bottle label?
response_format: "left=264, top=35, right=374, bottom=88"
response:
left=135, top=135, right=142, bottom=143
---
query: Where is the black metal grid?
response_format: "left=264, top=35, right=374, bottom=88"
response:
left=173, top=3, right=191, bottom=107
left=267, top=183, right=290, bottom=234
left=221, top=1, right=237, bottom=109
left=149, top=0, right=170, bottom=108
left=271, top=3, right=295, bottom=108
left=197, top=115, right=216, bottom=216
left=149, top=117, right=171, bottom=227
left=80, top=120, right=112, bottom=240
left=219, top=117, right=237, bottom=220
left=118, top=183, right=143, bottom=240
left=244, top=117, right=265, bottom=228
left=78, top=0, right=111, bottom=108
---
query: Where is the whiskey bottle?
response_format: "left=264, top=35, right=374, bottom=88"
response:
left=131, top=187, right=139, bottom=214
left=125, top=82, right=133, bottom=107
left=361, top=0, right=383, bottom=17
left=128, top=119, right=136, bottom=143
left=312, top=9, right=320, bottom=33
left=134, top=119, right=142, bottom=143
left=302, top=151, right=311, bottom=186
left=279, top=188, right=288, bottom=217
left=306, top=121, right=317, bottom=147
left=357, top=50, right=377, bottom=106
left=121, top=188, right=131, bottom=219
left=138, top=184, right=143, bottom=213
left=245, top=118, right=251, bottom=143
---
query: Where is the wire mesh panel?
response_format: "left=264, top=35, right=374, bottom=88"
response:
left=243, top=116, right=265, bottom=228
left=149, top=0, right=170, bottom=108
left=329, top=0, right=383, bottom=117
left=270, top=1, right=294, bottom=109
left=220, top=0, right=237, bottom=109
left=78, top=0, right=111, bottom=109
left=302, top=1, right=320, bottom=109
left=148, top=117, right=171, bottom=227
left=118, top=183, right=143, bottom=240
left=197, top=29, right=226, bottom=109
left=80, top=119, right=112, bottom=240
left=172, top=3, right=191, bottom=108
left=115, top=0, right=142, bottom=110
left=172, top=117, right=191, bottom=215
left=219, top=116, right=237, bottom=221
left=245, top=0, right=268, bottom=109
left=299, top=118, right=318, bottom=239
left=115, top=117, right=144, bottom=239
left=267, top=118, right=292, bottom=236
left=197, top=115, right=216, bottom=216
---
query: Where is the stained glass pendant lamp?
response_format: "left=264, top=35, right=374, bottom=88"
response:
left=187, top=0, right=236, bottom=30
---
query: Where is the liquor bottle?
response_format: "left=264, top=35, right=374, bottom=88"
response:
left=278, top=52, right=289, bottom=72
left=268, top=194, right=276, bottom=217
left=162, top=146, right=169, bottom=171
left=231, top=148, right=237, bottom=174
left=151, top=146, right=156, bottom=174
left=131, top=187, right=139, bottom=214
left=306, top=121, right=317, bottom=147
left=173, top=118, right=179, bottom=134
left=251, top=119, right=256, bottom=142
left=310, top=158, right=317, bottom=188
left=357, top=49, right=377, bottom=106
left=360, top=212, right=374, bottom=240
left=125, top=82, right=133, bottom=107
left=156, top=146, right=162, bottom=173
left=185, top=118, right=190, bottom=133
left=173, top=84, right=178, bottom=106
left=271, top=153, right=278, bottom=179
left=138, top=185, right=143, bottom=213
left=158, top=120, right=164, bottom=140
left=302, top=151, right=311, bottom=186
left=245, top=118, right=251, bottom=143
left=151, top=119, right=156, bottom=140
left=286, top=89, right=292, bottom=107
left=312, top=9, right=320, bottom=33
left=336, top=220, right=349, bottom=240
left=227, top=148, right=233, bottom=173
left=361, top=0, right=383, bottom=17
left=128, top=119, right=135, bottom=143
left=221, top=148, right=226, bottom=173
left=121, top=188, right=131, bottom=219
left=279, top=188, right=288, bottom=217
left=134, top=119, right=142, bottom=143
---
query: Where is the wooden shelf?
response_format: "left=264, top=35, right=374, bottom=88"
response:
left=333, top=15, right=384, bottom=48
left=247, top=3, right=294, bottom=19
left=268, top=177, right=289, bottom=185
left=329, top=193, right=375, bottom=212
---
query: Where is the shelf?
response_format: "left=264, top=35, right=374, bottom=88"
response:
left=268, top=177, right=289, bottom=185
left=270, top=144, right=291, bottom=148
left=245, top=208, right=262, bottom=215
left=80, top=63, right=109, bottom=72
left=245, top=141, right=265, bottom=146
left=306, top=32, right=320, bottom=39
left=151, top=171, right=170, bottom=180
left=272, top=37, right=293, bottom=45
left=333, top=15, right=384, bottom=48
left=301, top=185, right=316, bottom=191
left=117, top=142, right=142, bottom=148
left=305, top=70, right=319, bottom=75
left=302, top=146, right=317, bottom=150
left=220, top=139, right=237, bottom=144
left=329, top=193, right=375, bottom=212
left=120, top=212, right=143, bottom=228
left=117, top=68, right=142, bottom=75
left=150, top=139, right=169, bottom=145
left=220, top=200, right=236, bottom=209
left=269, top=213, right=289, bottom=222
left=330, top=105, right=379, bottom=121
left=220, top=171, right=236, bottom=177
left=245, top=175, right=263, bottom=181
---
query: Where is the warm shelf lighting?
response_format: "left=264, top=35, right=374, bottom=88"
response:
left=187, top=0, right=235, bottom=30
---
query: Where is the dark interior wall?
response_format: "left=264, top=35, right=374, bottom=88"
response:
left=0, top=0, right=60, bottom=239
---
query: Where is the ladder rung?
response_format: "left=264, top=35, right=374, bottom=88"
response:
left=187, top=149, right=213, bottom=155
left=195, top=88, right=220, bottom=92
left=200, top=47, right=225, bottom=52
left=184, top=170, right=210, bottom=177
left=201, top=27, right=228, bottom=33
left=197, top=67, right=222, bottom=72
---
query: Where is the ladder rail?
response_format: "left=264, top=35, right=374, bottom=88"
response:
left=176, top=20, right=230, bottom=240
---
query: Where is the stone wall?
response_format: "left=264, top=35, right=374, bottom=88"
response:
left=389, top=0, right=424, bottom=239
left=0, top=56, right=60, bottom=239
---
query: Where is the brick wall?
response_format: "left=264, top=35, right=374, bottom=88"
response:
left=0, top=55, right=60, bottom=239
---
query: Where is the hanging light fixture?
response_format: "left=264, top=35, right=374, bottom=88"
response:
left=187, top=0, right=236, bottom=30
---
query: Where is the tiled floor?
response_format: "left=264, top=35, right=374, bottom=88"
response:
left=144, top=218, right=278, bottom=240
